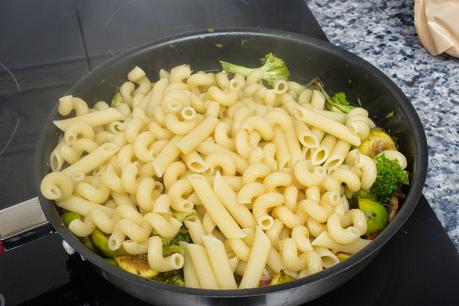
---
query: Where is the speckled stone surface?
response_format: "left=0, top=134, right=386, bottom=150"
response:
left=306, top=0, right=459, bottom=248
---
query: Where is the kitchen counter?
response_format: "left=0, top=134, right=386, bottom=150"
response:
left=307, top=0, right=459, bottom=248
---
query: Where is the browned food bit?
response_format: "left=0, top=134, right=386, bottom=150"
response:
left=115, top=254, right=158, bottom=278
left=367, top=230, right=382, bottom=240
left=358, top=128, right=397, bottom=157
left=389, top=188, right=405, bottom=222
left=259, top=279, right=272, bottom=287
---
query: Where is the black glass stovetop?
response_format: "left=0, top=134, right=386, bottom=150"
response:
left=0, top=1, right=457, bottom=305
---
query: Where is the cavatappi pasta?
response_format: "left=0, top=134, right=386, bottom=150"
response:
left=41, top=62, right=409, bottom=289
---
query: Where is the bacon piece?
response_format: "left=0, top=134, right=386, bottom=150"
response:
left=258, top=279, right=272, bottom=287
left=389, top=189, right=405, bottom=222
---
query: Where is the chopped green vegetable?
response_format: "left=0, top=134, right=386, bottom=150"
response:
left=270, top=270, right=294, bottom=285
left=163, top=244, right=184, bottom=257
left=158, top=226, right=190, bottom=262
left=370, top=155, right=409, bottom=204
left=207, top=27, right=214, bottom=33
left=62, top=211, right=81, bottom=227
left=328, top=92, right=355, bottom=113
left=81, top=236, right=96, bottom=252
left=336, top=253, right=351, bottom=262
left=219, top=53, right=289, bottom=86
left=358, top=128, right=397, bottom=157
left=354, top=189, right=378, bottom=201
left=386, top=111, right=395, bottom=119
left=153, top=269, right=185, bottom=286
left=309, top=78, right=354, bottom=113
left=111, top=92, right=122, bottom=107
left=90, top=229, right=127, bottom=258
left=162, top=225, right=192, bottom=247
left=104, top=257, right=117, bottom=266
left=115, top=255, right=157, bottom=278
left=358, top=198, right=389, bottom=235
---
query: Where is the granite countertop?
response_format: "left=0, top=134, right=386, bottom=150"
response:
left=306, top=0, right=459, bottom=248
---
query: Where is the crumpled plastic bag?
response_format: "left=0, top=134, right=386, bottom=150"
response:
left=414, top=0, right=459, bottom=58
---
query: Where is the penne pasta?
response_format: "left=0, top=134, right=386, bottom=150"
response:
left=54, top=108, right=125, bottom=131
left=188, top=174, right=245, bottom=239
left=239, top=228, right=271, bottom=288
left=293, top=106, right=361, bottom=146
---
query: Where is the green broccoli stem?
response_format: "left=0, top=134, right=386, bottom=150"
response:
left=219, top=60, right=254, bottom=76
left=163, top=244, right=183, bottom=256
left=309, top=78, right=332, bottom=102
left=219, top=53, right=289, bottom=87
left=310, top=79, right=337, bottom=109
left=153, top=269, right=185, bottom=286
left=308, top=78, right=354, bottom=113
left=331, top=103, right=354, bottom=113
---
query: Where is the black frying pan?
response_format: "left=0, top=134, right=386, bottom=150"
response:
left=35, top=29, right=428, bottom=306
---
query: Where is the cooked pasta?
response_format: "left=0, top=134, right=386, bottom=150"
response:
left=213, top=172, right=256, bottom=228
left=188, top=174, right=245, bottom=239
left=272, top=127, right=290, bottom=170
left=239, top=228, right=271, bottom=288
left=42, top=60, right=409, bottom=289
left=148, top=236, right=184, bottom=272
left=202, top=235, right=238, bottom=289
left=185, top=243, right=219, bottom=289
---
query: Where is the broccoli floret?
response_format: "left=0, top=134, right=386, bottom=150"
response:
left=162, top=225, right=192, bottom=247
left=329, top=92, right=354, bottom=113
left=219, top=53, right=289, bottom=86
left=163, top=244, right=184, bottom=257
left=354, top=189, right=377, bottom=201
left=153, top=269, right=185, bottom=287
left=370, top=155, right=409, bottom=204
left=152, top=227, right=189, bottom=287
left=309, top=78, right=355, bottom=113
left=169, top=225, right=192, bottom=245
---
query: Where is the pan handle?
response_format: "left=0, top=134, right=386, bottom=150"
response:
left=0, top=197, right=54, bottom=253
